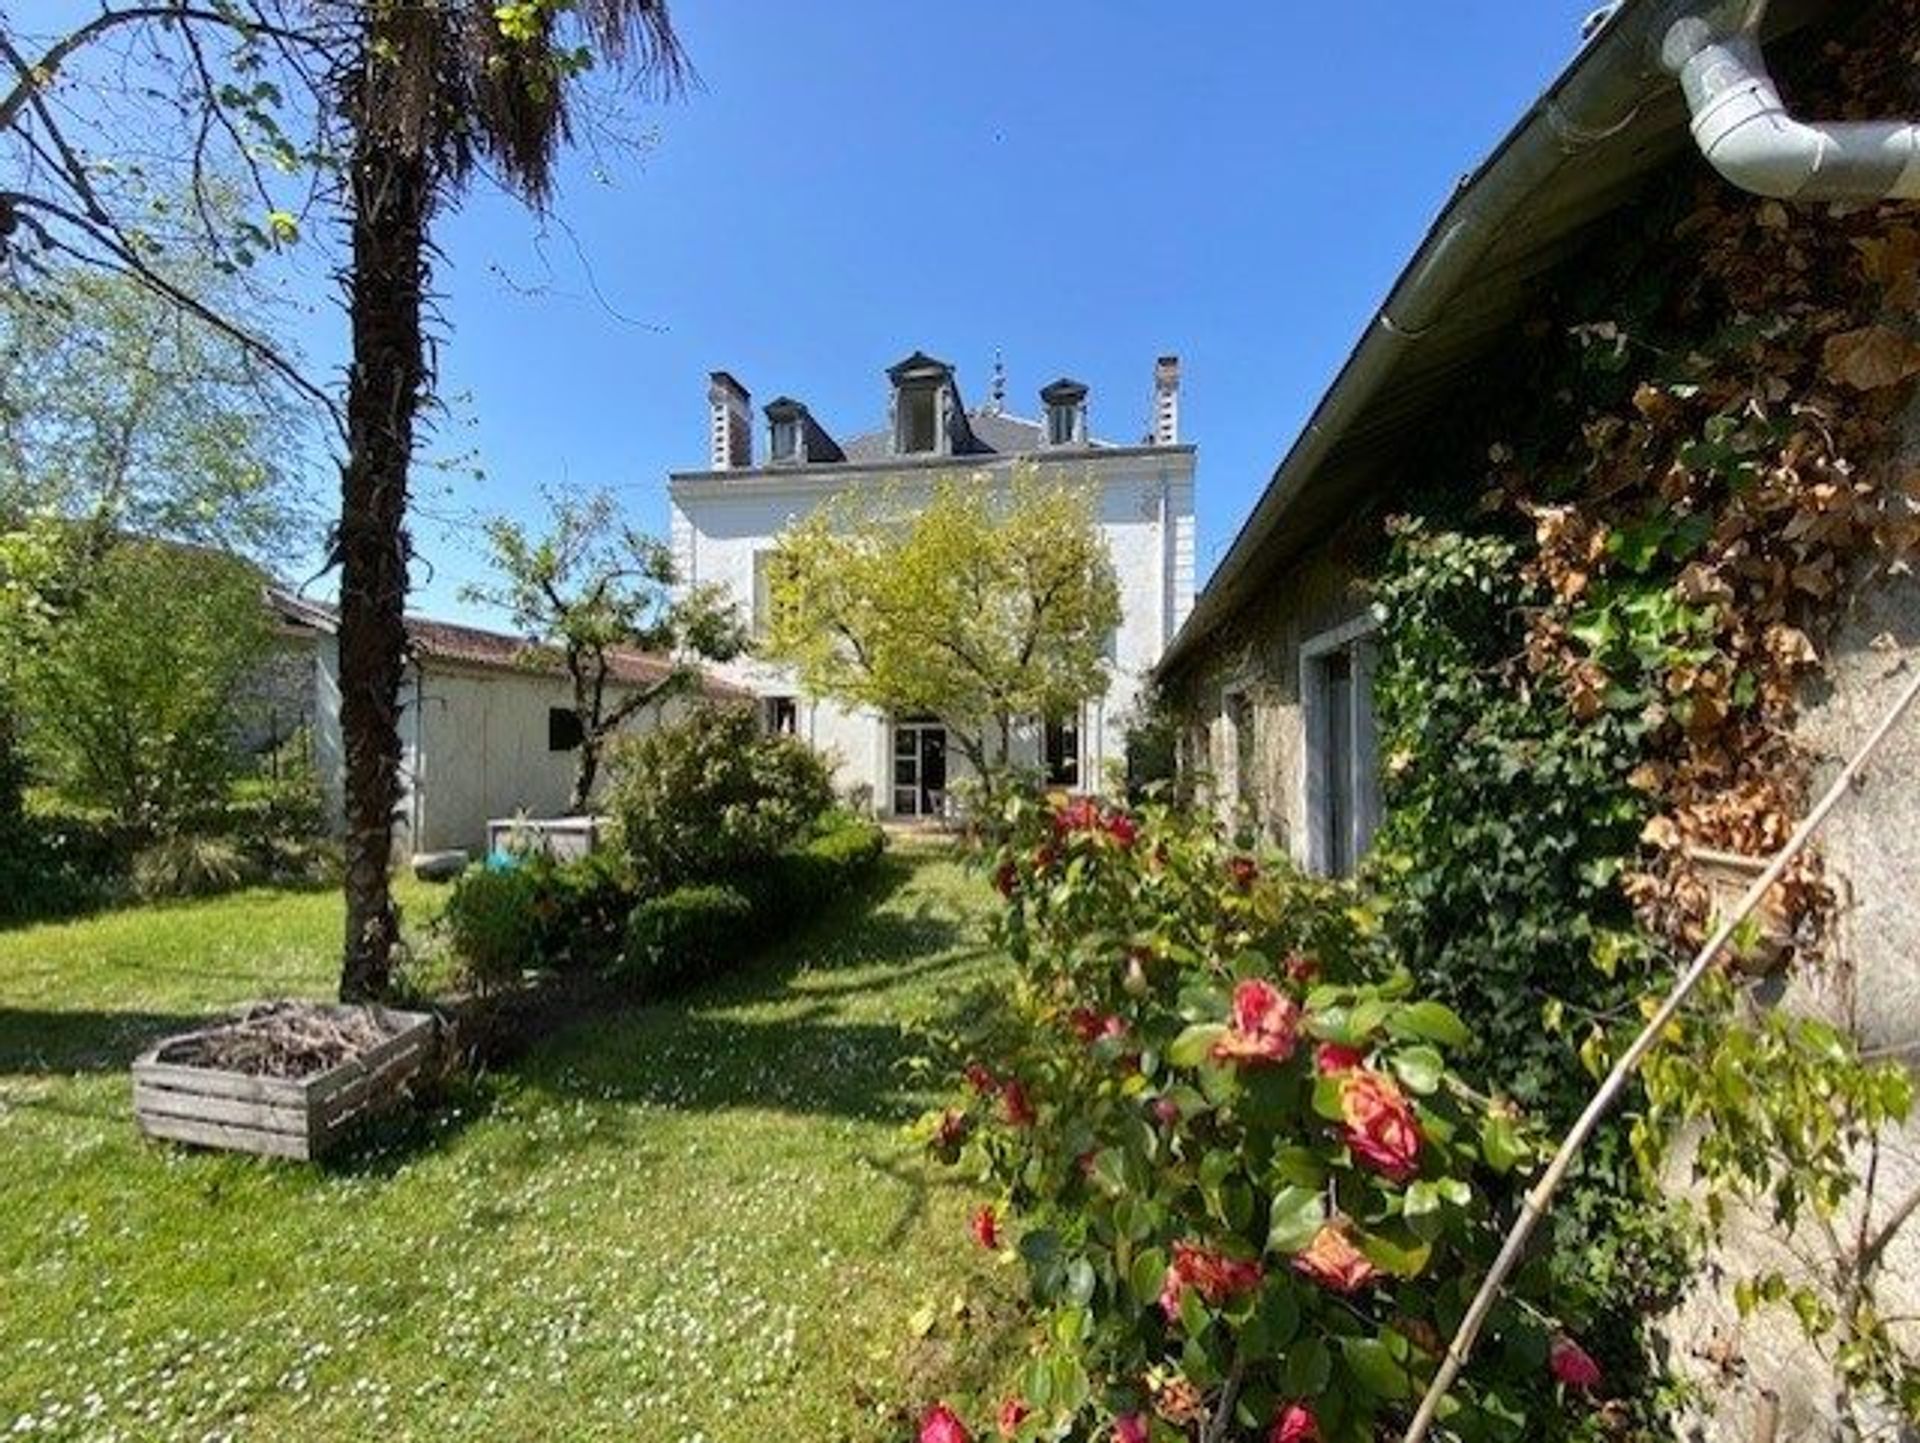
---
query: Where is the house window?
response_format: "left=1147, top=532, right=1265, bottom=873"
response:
left=1044, top=716, right=1080, bottom=788
left=1300, top=618, right=1382, bottom=877
left=1048, top=403, right=1077, bottom=447
left=548, top=706, right=584, bottom=753
left=765, top=696, right=798, bottom=736
left=897, top=386, right=938, bottom=454
left=770, top=417, right=799, bottom=463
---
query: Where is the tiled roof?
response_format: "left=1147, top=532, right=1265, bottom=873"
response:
left=266, top=590, right=750, bottom=700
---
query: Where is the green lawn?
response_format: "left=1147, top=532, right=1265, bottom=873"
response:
left=0, top=854, right=1018, bottom=1441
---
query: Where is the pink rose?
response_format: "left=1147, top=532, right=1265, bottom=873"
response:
left=1053, top=795, right=1102, bottom=836
left=1292, top=1224, right=1379, bottom=1294
left=1269, top=1403, right=1320, bottom=1443
left=1113, top=1414, right=1148, bottom=1443
left=1159, top=1240, right=1264, bottom=1322
left=996, top=1398, right=1031, bottom=1438
left=1211, top=978, right=1302, bottom=1066
left=1226, top=855, right=1258, bottom=889
left=921, top=1403, right=972, bottom=1443
left=1151, top=1096, right=1181, bottom=1127
left=964, top=1062, right=998, bottom=1096
left=1550, top=1335, right=1602, bottom=1390
left=1315, top=1042, right=1366, bottom=1075
left=1103, top=811, right=1139, bottom=848
left=1068, top=1007, right=1105, bottom=1042
left=1339, top=1069, right=1423, bottom=1183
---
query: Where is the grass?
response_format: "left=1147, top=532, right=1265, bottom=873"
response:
left=0, top=855, right=1019, bottom=1442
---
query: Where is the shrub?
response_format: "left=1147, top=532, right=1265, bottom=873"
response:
left=913, top=793, right=1596, bottom=1441
left=530, top=850, right=633, bottom=973
left=440, top=865, right=546, bottom=994
left=131, top=834, right=251, bottom=899
left=0, top=810, right=130, bottom=924
left=617, top=883, right=754, bottom=990
left=606, top=704, right=835, bottom=892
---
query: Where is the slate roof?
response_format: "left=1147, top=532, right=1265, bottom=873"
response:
left=838, top=408, right=1111, bottom=462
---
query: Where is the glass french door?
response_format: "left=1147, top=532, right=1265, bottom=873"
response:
left=892, top=720, right=948, bottom=818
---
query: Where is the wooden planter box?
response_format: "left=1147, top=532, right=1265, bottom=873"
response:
left=132, top=1005, right=437, bottom=1161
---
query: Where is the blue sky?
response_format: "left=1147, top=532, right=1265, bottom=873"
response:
left=31, top=2, right=1600, bottom=624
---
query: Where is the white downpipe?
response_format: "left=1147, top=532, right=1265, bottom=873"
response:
left=1663, top=2, right=1920, bottom=201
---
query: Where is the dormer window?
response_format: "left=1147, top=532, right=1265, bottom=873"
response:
left=897, top=385, right=938, bottom=454
left=1040, top=378, right=1088, bottom=449
left=770, top=416, right=799, bottom=462
left=763, top=396, right=843, bottom=467
left=888, top=351, right=964, bottom=457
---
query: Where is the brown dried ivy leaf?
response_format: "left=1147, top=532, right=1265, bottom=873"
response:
left=1822, top=324, right=1920, bottom=391
left=1852, top=226, right=1920, bottom=309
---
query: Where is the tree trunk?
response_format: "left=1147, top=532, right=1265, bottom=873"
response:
left=336, top=98, right=429, bottom=1002
left=569, top=739, right=599, bottom=815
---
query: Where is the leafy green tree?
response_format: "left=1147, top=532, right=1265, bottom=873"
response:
left=0, top=264, right=313, bottom=560
left=15, top=540, right=271, bottom=836
left=0, top=516, right=64, bottom=823
left=461, top=487, right=744, bottom=811
left=765, top=471, right=1121, bottom=805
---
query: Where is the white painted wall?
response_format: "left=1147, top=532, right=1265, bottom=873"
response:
left=669, top=447, right=1197, bottom=813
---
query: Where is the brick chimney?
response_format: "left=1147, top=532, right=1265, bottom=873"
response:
left=708, top=371, right=752, bottom=469
left=1152, top=355, right=1180, bottom=446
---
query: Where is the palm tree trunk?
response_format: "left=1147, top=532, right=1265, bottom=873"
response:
left=336, top=114, right=429, bottom=1003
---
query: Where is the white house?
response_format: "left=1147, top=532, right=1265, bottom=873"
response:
left=265, top=591, right=749, bottom=857
left=667, top=350, right=1196, bottom=818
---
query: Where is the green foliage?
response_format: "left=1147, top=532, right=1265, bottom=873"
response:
left=1368, top=518, right=1695, bottom=1383
left=922, top=793, right=1613, bottom=1442
left=0, top=810, right=133, bottom=925
left=612, top=815, right=886, bottom=993
left=0, top=266, right=313, bottom=561
left=459, top=486, right=745, bottom=808
left=607, top=703, right=836, bottom=893
left=14, top=540, right=274, bottom=837
left=765, top=469, right=1121, bottom=791
left=441, top=866, right=547, bottom=995
left=618, top=883, right=755, bottom=990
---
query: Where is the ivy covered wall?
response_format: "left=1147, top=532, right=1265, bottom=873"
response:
left=1164, top=3, right=1920, bottom=1432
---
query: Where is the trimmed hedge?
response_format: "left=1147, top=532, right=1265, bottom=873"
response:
left=611, top=816, right=885, bottom=993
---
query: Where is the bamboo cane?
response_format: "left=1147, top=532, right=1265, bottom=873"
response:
left=1401, top=661, right=1920, bottom=1443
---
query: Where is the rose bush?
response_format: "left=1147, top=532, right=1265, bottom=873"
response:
left=914, top=792, right=1616, bottom=1442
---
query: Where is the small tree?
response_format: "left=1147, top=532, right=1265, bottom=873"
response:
left=16, top=539, right=270, bottom=836
left=462, top=488, right=744, bottom=812
left=765, top=470, right=1121, bottom=805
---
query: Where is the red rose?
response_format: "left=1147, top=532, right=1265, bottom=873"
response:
left=1550, top=1335, right=1602, bottom=1390
left=994, top=860, right=1018, bottom=897
left=971, top=1204, right=999, bottom=1251
left=1113, top=1414, right=1148, bottom=1443
left=1292, top=1224, right=1379, bottom=1293
left=1103, top=811, right=1139, bottom=848
left=1269, top=1403, right=1319, bottom=1443
left=1226, top=855, right=1258, bottom=889
left=1339, top=1069, right=1423, bottom=1183
left=921, top=1403, right=972, bottom=1443
left=1151, top=1096, right=1181, bottom=1127
left=1001, top=1079, right=1036, bottom=1129
left=1160, top=1240, right=1263, bottom=1322
left=1054, top=795, right=1102, bottom=836
left=1315, top=1042, right=1366, bottom=1075
left=964, top=1062, right=999, bottom=1096
left=996, top=1398, right=1031, bottom=1438
left=1211, top=978, right=1302, bottom=1066
left=931, top=1109, right=971, bottom=1161
left=1068, top=1007, right=1104, bottom=1042
left=1285, top=953, right=1321, bottom=985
